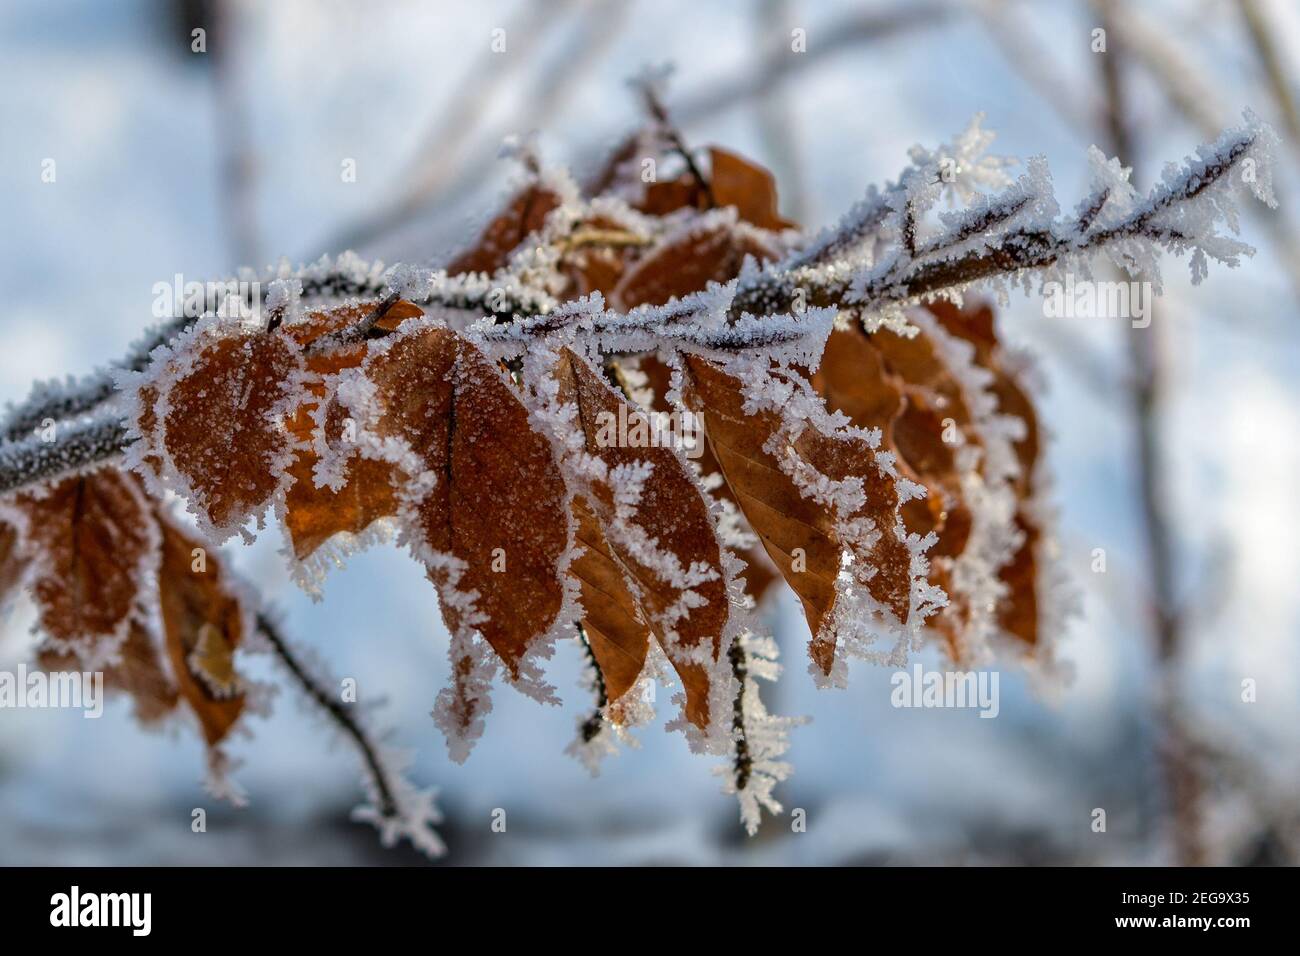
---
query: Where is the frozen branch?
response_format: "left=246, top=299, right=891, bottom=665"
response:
left=734, top=115, right=1276, bottom=320
left=1, top=117, right=1275, bottom=504
left=0, top=415, right=132, bottom=496
left=256, top=612, right=445, bottom=858
left=1, top=260, right=399, bottom=442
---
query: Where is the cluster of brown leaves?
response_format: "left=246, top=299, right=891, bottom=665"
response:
left=0, top=469, right=251, bottom=765
left=0, top=139, right=1059, bottom=770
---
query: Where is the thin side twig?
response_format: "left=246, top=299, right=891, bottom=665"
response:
left=256, top=612, right=397, bottom=819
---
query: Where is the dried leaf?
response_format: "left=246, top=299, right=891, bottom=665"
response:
left=8, top=468, right=155, bottom=659
left=632, top=352, right=777, bottom=606
left=559, top=216, right=647, bottom=300
left=553, top=348, right=730, bottom=729
left=613, top=223, right=778, bottom=310
left=0, top=520, right=27, bottom=610
left=927, top=300, right=1046, bottom=648
left=637, top=174, right=709, bottom=216
left=280, top=301, right=417, bottom=570
left=151, top=324, right=305, bottom=540
left=344, top=323, right=570, bottom=679
left=156, top=510, right=246, bottom=746
left=447, top=184, right=562, bottom=276
left=708, top=147, right=793, bottom=230
left=569, top=496, right=650, bottom=704
left=40, top=619, right=179, bottom=725
left=682, top=356, right=925, bottom=677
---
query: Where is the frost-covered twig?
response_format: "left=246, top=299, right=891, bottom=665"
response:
left=1, top=261, right=398, bottom=442
left=728, top=640, right=753, bottom=793
left=255, top=612, right=445, bottom=858
left=633, top=64, right=713, bottom=204
left=736, top=115, right=1275, bottom=322
left=0, top=415, right=131, bottom=496
left=574, top=624, right=608, bottom=745
left=714, top=632, right=802, bottom=836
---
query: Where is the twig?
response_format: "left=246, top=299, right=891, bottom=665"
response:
left=1, top=119, right=1271, bottom=500
left=732, top=128, right=1261, bottom=320
left=1092, top=0, right=1300, bottom=302
left=255, top=612, right=397, bottom=819
left=575, top=624, right=607, bottom=744
left=729, top=640, right=752, bottom=792
left=0, top=416, right=132, bottom=497
left=637, top=74, right=713, bottom=205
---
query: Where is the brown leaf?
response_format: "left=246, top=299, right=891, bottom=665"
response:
left=279, top=301, right=418, bottom=569
left=156, top=510, right=246, bottom=747
left=154, top=325, right=304, bottom=539
left=632, top=352, right=778, bottom=607
left=683, top=358, right=838, bottom=669
left=818, top=314, right=1033, bottom=662
left=998, top=513, right=1040, bottom=646
left=708, top=146, right=794, bottom=230
left=286, top=299, right=424, bottom=361
left=682, top=356, right=922, bottom=677
left=344, top=324, right=570, bottom=678
left=613, top=223, right=778, bottom=311
left=0, top=520, right=27, bottom=611
left=637, top=174, right=710, bottom=216
left=558, top=216, right=648, bottom=301
left=447, top=184, right=562, bottom=277
left=134, top=383, right=164, bottom=477
left=926, top=300, right=1046, bottom=647
left=569, top=496, right=650, bottom=705
left=9, top=468, right=154, bottom=656
left=812, top=326, right=948, bottom=545
left=553, top=349, right=731, bottom=729
left=40, top=619, right=179, bottom=725
left=283, top=447, right=399, bottom=566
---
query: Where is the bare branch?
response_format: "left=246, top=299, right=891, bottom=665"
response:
left=256, top=612, right=445, bottom=858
